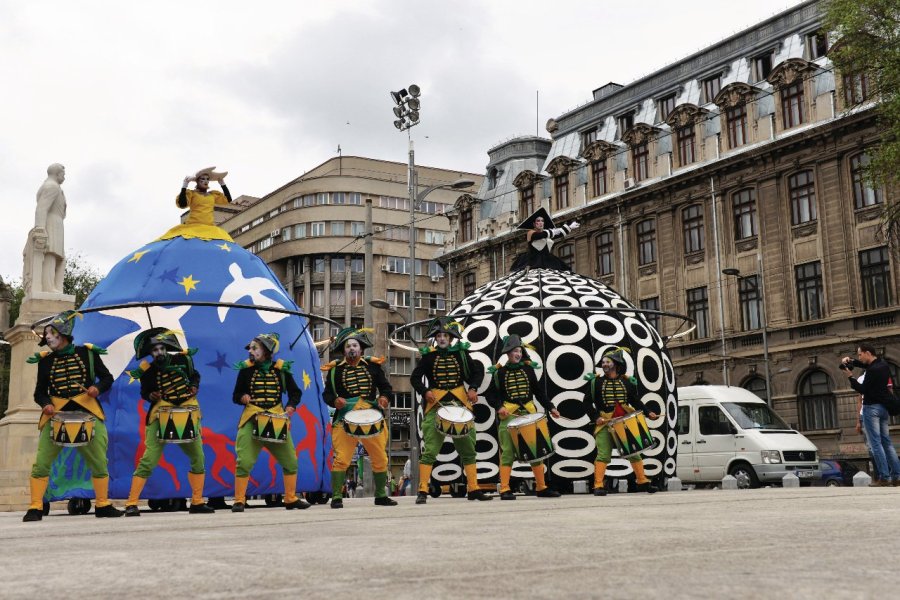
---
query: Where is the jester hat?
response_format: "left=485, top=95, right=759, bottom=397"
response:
left=331, top=326, right=374, bottom=352
left=425, top=316, right=463, bottom=340
left=38, top=310, right=81, bottom=346
left=246, top=332, right=281, bottom=356
left=134, top=327, right=183, bottom=359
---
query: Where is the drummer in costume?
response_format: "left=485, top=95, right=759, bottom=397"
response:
left=509, top=207, right=580, bottom=272
left=231, top=333, right=310, bottom=512
left=584, top=347, right=658, bottom=496
left=124, top=328, right=214, bottom=516
left=322, top=327, right=397, bottom=509
left=23, top=311, right=121, bottom=521
left=410, top=317, right=492, bottom=503
left=485, top=335, right=561, bottom=500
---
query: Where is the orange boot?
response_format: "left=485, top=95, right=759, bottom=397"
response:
left=593, top=462, right=607, bottom=496
left=499, top=465, right=514, bottom=500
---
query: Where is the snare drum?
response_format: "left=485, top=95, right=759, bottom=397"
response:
left=507, top=412, right=554, bottom=464
left=252, top=411, right=290, bottom=443
left=435, top=405, right=474, bottom=439
left=608, top=411, right=655, bottom=458
left=343, top=409, right=385, bottom=439
left=50, top=412, right=96, bottom=447
left=157, top=405, right=199, bottom=444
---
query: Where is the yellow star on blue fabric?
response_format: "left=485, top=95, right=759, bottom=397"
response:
left=179, top=275, right=200, bottom=295
left=218, top=243, right=231, bottom=252
left=302, top=370, right=311, bottom=389
left=127, top=250, right=149, bottom=263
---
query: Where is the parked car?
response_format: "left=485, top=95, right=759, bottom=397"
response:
left=816, top=459, right=860, bottom=487
left=676, top=386, right=820, bottom=489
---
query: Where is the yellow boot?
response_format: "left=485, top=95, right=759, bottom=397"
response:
left=464, top=463, right=492, bottom=501
left=187, top=472, right=214, bottom=513
left=499, top=465, right=513, bottom=496
left=23, top=477, right=50, bottom=521
left=126, top=476, right=147, bottom=507
left=532, top=463, right=560, bottom=497
left=29, top=476, right=49, bottom=510
left=92, top=477, right=123, bottom=517
left=282, top=474, right=310, bottom=510
left=232, top=476, right=249, bottom=512
left=632, top=461, right=657, bottom=493
left=593, top=462, right=607, bottom=496
left=416, top=464, right=433, bottom=504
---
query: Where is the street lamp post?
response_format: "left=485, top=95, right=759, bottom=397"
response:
left=722, top=256, right=772, bottom=406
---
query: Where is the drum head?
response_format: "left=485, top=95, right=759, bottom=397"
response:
left=437, top=406, right=474, bottom=423
left=52, top=412, right=94, bottom=423
left=508, top=412, right=546, bottom=428
left=344, top=408, right=382, bottom=426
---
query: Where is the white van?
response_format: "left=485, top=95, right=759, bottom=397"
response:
left=676, top=386, right=820, bottom=488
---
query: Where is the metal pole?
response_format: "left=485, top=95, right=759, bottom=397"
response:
left=758, top=253, right=772, bottom=407
left=710, top=177, right=729, bottom=385
left=407, top=138, right=420, bottom=495
left=364, top=198, right=374, bottom=326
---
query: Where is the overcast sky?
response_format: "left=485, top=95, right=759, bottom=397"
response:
left=0, top=0, right=807, bottom=284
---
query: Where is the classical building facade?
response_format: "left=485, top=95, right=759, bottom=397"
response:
left=221, top=156, right=482, bottom=481
left=439, top=0, right=898, bottom=464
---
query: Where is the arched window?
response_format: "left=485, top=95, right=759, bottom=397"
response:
left=487, top=168, right=499, bottom=190
left=742, top=376, right=768, bottom=401
left=797, top=370, right=837, bottom=431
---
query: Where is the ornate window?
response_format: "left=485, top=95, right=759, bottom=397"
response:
left=591, top=159, right=607, bottom=197
left=595, top=231, right=614, bottom=276
left=459, top=207, right=473, bottom=243
left=640, top=297, right=660, bottom=332
left=702, top=74, right=722, bottom=104
left=637, top=218, right=656, bottom=265
left=851, top=153, right=882, bottom=208
left=732, top=189, right=757, bottom=240
left=789, top=171, right=817, bottom=225
left=860, top=247, right=892, bottom=310
left=687, top=287, right=709, bottom=339
left=743, top=376, right=768, bottom=401
left=677, top=125, right=696, bottom=166
left=738, top=275, right=762, bottom=331
left=557, top=243, right=575, bottom=271
left=581, top=128, right=597, bottom=149
left=520, top=185, right=536, bottom=218
left=726, top=104, right=748, bottom=148
left=462, top=272, right=476, bottom=296
left=555, top=173, right=569, bottom=210
left=657, top=94, right=676, bottom=122
left=798, top=370, right=837, bottom=431
left=781, top=81, right=805, bottom=129
left=795, top=261, right=824, bottom=321
left=682, top=205, right=704, bottom=254
left=632, top=143, right=649, bottom=182
left=842, top=72, right=870, bottom=106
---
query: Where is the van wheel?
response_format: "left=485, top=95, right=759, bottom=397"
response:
left=729, top=464, right=759, bottom=489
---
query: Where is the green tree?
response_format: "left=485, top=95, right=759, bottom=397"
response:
left=824, top=0, right=900, bottom=250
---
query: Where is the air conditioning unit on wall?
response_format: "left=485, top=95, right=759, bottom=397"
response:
left=623, top=178, right=636, bottom=190
left=430, top=275, right=440, bottom=282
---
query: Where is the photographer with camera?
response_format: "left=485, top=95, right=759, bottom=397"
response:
left=841, top=342, right=900, bottom=487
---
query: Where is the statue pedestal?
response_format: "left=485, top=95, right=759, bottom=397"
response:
left=0, top=296, right=74, bottom=511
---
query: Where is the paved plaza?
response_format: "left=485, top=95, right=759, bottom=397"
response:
left=0, top=486, right=896, bottom=599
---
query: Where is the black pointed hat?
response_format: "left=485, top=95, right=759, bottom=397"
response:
left=134, top=327, right=183, bottom=358
left=38, top=310, right=81, bottom=346
left=516, top=206, right=555, bottom=231
left=424, top=316, right=464, bottom=340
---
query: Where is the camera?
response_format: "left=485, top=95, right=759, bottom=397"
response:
left=839, top=363, right=851, bottom=371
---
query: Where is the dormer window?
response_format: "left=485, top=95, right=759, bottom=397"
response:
left=657, top=94, right=676, bottom=122
left=616, top=113, right=634, bottom=139
left=752, top=50, right=774, bottom=82
left=702, top=74, right=722, bottom=104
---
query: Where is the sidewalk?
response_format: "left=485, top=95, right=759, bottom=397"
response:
left=0, top=487, right=896, bottom=599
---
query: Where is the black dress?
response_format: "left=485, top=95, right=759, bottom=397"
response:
left=510, top=225, right=575, bottom=272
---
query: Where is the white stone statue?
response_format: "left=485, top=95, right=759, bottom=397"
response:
left=24, top=164, right=67, bottom=296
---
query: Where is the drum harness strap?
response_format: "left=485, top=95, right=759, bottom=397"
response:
left=238, top=363, right=290, bottom=428
left=586, top=373, right=638, bottom=431
left=425, top=351, right=472, bottom=413
left=330, top=360, right=380, bottom=424
left=38, top=347, right=104, bottom=430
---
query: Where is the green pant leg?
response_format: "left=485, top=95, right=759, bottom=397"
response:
left=75, top=419, right=109, bottom=477
left=263, top=430, right=298, bottom=475
left=31, top=425, right=64, bottom=478
left=594, top=427, right=613, bottom=464
left=453, top=420, right=477, bottom=465
left=235, top=421, right=264, bottom=478
left=177, top=420, right=206, bottom=474
left=419, top=409, right=443, bottom=465
left=498, top=413, right=517, bottom=467
left=134, top=421, right=165, bottom=478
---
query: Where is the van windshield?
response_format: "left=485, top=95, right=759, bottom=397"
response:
left=722, top=402, right=791, bottom=430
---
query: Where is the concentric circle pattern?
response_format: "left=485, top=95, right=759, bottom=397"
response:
left=420, top=268, right=677, bottom=487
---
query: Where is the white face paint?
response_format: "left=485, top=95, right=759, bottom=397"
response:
left=534, top=216, right=544, bottom=230
left=44, top=326, right=66, bottom=351
left=601, top=357, right=616, bottom=376
left=434, top=332, right=451, bottom=349
left=507, top=347, right=523, bottom=364
left=197, top=174, right=210, bottom=191
left=151, top=344, right=168, bottom=362
left=343, top=339, right=361, bottom=360
left=248, top=340, right=269, bottom=362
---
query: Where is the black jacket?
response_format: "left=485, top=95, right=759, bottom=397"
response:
left=34, top=346, right=113, bottom=408
left=232, top=363, right=302, bottom=409
left=484, top=363, right=551, bottom=412
left=410, top=350, right=483, bottom=396
left=848, top=357, right=895, bottom=406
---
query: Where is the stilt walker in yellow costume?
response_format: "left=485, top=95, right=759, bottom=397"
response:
left=124, top=328, right=214, bottom=516
left=23, top=311, right=122, bottom=521
left=322, top=327, right=397, bottom=509
left=410, top=317, right=492, bottom=504
left=584, top=347, right=658, bottom=496
left=231, top=333, right=311, bottom=512
left=485, top=335, right=561, bottom=500
left=159, top=167, right=233, bottom=241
